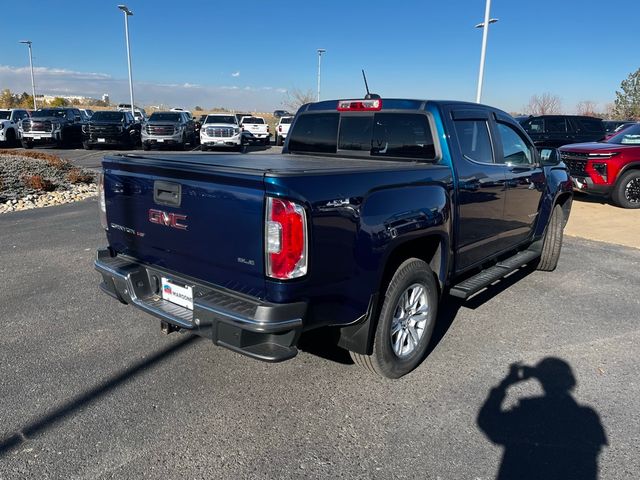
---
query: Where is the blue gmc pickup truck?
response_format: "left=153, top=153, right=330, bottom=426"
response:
left=96, top=98, right=572, bottom=378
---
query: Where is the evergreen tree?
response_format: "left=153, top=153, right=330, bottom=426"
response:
left=613, top=68, right=640, bottom=120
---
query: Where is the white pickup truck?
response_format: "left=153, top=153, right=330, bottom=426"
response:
left=240, top=116, right=270, bottom=145
left=0, top=109, right=30, bottom=145
left=200, top=113, right=243, bottom=151
left=276, top=116, right=293, bottom=146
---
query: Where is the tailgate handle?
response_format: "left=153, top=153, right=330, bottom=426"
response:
left=153, top=181, right=181, bottom=207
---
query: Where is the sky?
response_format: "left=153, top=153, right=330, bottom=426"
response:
left=0, top=0, right=637, bottom=113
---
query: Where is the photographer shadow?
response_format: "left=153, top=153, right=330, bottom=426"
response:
left=477, top=358, right=607, bottom=480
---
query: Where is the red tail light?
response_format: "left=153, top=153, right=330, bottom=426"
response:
left=265, top=197, right=308, bottom=279
left=278, top=125, right=282, bottom=132
left=267, top=125, right=270, bottom=133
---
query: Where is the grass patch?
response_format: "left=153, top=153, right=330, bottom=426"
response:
left=0, top=149, right=70, bottom=170
left=22, top=174, right=56, bottom=192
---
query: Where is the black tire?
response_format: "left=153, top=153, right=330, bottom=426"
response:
left=536, top=203, right=564, bottom=271
left=142, top=142, right=151, bottom=151
left=236, top=144, right=244, bottom=152
left=21, top=139, right=33, bottom=149
left=83, top=142, right=92, bottom=150
left=611, top=170, right=640, bottom=209
left=5, top=129, right=16, bottom=147
left=350, top=258, right=438, bottom=379
left=276, top=135, right=283, bottom=146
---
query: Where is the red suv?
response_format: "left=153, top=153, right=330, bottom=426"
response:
left=559, top=123, right=640, bottom=208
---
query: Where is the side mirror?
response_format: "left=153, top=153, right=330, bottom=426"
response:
left=539, top=148, right=559, bottom=165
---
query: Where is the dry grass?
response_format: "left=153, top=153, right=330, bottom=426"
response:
left=66, top=168, right=94, bottom=184
left=0, top=149, right=70, bottom=170
left=22, top=174, right=55, bottom=192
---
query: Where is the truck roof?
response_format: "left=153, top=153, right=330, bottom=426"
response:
left=300, top=98, right=498, bottom=113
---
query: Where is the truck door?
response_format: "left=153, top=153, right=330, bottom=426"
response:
left=449, top=108, right=508, bottom=270
left=494, top=117, right=545, bottom=247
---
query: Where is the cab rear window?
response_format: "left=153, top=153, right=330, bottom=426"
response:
left=288, top=112, right=436, bottom=160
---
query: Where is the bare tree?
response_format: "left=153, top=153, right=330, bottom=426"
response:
left=525, top=93, right=562, bottom=115
left=576, top=100, right=598, bottom=116
left=282, top=88, right=315, bottom=112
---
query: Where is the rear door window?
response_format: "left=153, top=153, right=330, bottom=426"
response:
left=523, top=118, right=543, bottom=134
left=287, top=113, right=339, bottom=153
left=454, top=120, right=494, bottom=164
left=577, top=118, right=605, bottom=133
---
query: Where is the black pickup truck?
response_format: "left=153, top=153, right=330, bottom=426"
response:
left=96, top=98, right=572, bottom=378
left=82, top=110, right=141, bottom=149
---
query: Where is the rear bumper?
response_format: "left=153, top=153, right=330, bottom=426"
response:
left=95, top=248, right=306, bottom=362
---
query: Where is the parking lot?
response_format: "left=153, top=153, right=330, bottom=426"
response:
left=0, top=183, right=639, bottom=478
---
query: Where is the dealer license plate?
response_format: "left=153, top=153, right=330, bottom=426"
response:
left=97, top=138, right=106, bottom=143
left=161, top=277, right=193, bottom=310
left=33, top=136, right=41, bottom=140
left=157, top=138, right=165, bottom=143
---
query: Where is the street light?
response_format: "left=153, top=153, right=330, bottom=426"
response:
left=117, top=4, right=135, bottom=117
left=19, top=40, right=37, bottom=110
left=317, top=48, right=326, bottom=102
left=475, top=0, right=499, bottom=103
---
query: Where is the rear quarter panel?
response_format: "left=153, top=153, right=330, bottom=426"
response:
left=265, top=165, right=452, bottom=329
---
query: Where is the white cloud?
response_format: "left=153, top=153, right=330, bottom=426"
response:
left=231, top=71, right=240, bottom=77
left=0, top=64, right=285, bottom=110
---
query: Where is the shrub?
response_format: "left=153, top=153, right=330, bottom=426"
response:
left=22, top=175, right=55, bottom=192
left=0, top=149, right=69, bottom=169
left=67, top=169, right=94, bottom=184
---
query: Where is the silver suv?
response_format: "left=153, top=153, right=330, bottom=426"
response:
left=141, top=111, right=196, bottom=150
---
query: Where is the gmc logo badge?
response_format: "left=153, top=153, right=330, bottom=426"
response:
left=148, top=209, right=188, bottom=230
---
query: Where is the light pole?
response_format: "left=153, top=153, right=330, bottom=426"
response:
left=475, top=0, right=498, bottom=103
left=317, top=48, right=326, bottom=102
left=19, top=40, right=37, bottom=110
left=118, top=4, right=135, bottom=117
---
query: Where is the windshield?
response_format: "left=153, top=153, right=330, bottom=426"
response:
left=149, top=113, right=181, bottom=122
left=607, top=124, right=640, bottom=144
left=205, top=115, right=236, bottom=124
left=32, top=109, right=67, bottom=118
left=0, top=111, right=10, bottom=120
left=241, top=117, right=264, bottom=124
left=92, top=111, right=125, bottom=122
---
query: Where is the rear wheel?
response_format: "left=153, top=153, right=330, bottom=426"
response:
left=350, top=258, right=438, bottom=379
left=276, top=135, right=283, bottom=146
left=612, top=170, right=640, bottom=209
left=536, top=203, right=564, bottom=271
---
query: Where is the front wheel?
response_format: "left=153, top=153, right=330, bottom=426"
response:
left=350, top=258, right=438, bottom=379
left=21, top=139, right=33, bottom=149
left=83, top=142, right=92, bottom=150
left=612, top=170, right=640, bottom=209
left=536, top=203, right=564, bottom=271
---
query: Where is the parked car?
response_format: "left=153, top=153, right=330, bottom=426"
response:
left=141, top=111, right=196, bottom=150
left=0, top=108, right=30, bottom=146
left=240, top=115, right=270, bottom=145
left=519, top=115, right=606, bottom=149
left=20, top=107, right=84, bottom=148
left=603, top=120, right=634, bottom=135
left=604, top=121, right=637, bottom=140
left=200, top=114, right=243, bottom=151
left=275, top=116, right=293, bottom=146
left=95, top=97, right=572, bottom=378
left=82, top=110, right=141, bottom=150
left=273, top=109, right=292, bottom=118
left=117, top=104, right=147, bottom=122
left=560, top=123, right=640, bottom=208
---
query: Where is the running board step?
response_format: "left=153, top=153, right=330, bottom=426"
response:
left=450, top=249, right=540, bottom=300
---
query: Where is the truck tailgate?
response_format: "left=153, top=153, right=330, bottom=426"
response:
left=102, top=155, right=266, bottom=298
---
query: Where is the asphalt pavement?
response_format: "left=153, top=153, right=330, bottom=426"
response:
left=0, top=200, right=638, bottom=479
